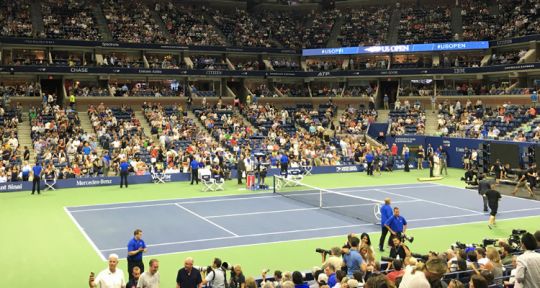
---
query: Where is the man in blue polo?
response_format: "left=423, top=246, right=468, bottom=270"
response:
left=365, top=151, right=374, bottom=176
left=119, top=158, right=130, bottom=188
left=190, top=156, right=199, bottom=185
left=384, top=207, right=408, bottom=244
left=31, top=161, right=43, bottom=195
left=127, top=229, right=147, bottom=281
left=378, top=198, right=393, bottom=252
left=280, top=152, right=289, bottom=177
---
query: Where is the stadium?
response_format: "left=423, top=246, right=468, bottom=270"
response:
left=1, top=0, right=540, bottom=287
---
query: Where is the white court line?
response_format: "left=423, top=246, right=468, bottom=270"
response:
left=100, top=222, right=373, bottom=252
left=205, top=199, right=422, bottom=219
left=69, top=202, right=175, bottom=213
left=373, top=188, right=484, bottom=215
left=174, top=203, right=239, bottom=237
left=67, top=184, right=440, bottom=213
left=63, top=207, right=107, bottom=261
left=99, top=206, right=540, bottom=255
left=434, top=183, right=540, bottom=203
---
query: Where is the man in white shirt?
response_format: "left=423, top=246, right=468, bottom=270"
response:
left=89, top=253, right=126, bottom=288
left=515, top=233, right=540, bottom=288
left=201, top=258, right=226, bottom=288
left=399, top=258, right=446, bottom=288
left=137, top=259, right=160, bottom=288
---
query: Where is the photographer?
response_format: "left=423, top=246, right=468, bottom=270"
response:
left=321, top=247, right=344, bottom=272
left=389, top=236, right=411, bottom=261
left=201, top=258, right=227, bottom=288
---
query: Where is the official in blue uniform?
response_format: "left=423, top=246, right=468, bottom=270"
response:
left=120, top=158, right=130, bottom=188
left=384, top=207, right=408, bottom=244
left=378, top=198, right=393, bottom=251
left=31, top=162, right=42, bottom=195
left=127, top=229, right=147, bottom=280
left=190, top=157, right=199, bottom=185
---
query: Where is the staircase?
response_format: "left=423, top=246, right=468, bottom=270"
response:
left=18, top=114, right=35, bottom=161
left=133, top=111, right=155, bottom=140
left=238, top=112, right=258, bottom=133
left=91, top=4, right=113, bottom=41
left=450, top=7, right=463, bottom=37
left=386, top=7, right=402, bottom=44
left=424, top=110, right=440, bottom=135
left=206, top=14, right=233, bottom=47
left=187, top=111, right=214, bottom=141
left=77, top=111, right=103, bottom=155
left=326, top=17, right=345, bottom=48
left=377, top=110, right=390, bottom=123
left=149, top=8, right=173, bottom=39
left=30, top=0, right=45, bottom=36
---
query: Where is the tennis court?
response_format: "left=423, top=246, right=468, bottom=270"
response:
left=66, top=181, right=540, bottom=260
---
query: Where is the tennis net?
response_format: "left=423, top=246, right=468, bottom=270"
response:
left=272, top=175, right=382, bottom=224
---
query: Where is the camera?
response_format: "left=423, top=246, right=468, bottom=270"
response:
left=483, top=238, right=498, bottom=247
left=451, top=241, right=467, bottom=250
left=401, top=234, right=414, bottom=243
left=315, top=248, right=331, bottom=254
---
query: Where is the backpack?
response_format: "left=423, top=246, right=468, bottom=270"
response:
left=209, top=268, right=229, bottom=288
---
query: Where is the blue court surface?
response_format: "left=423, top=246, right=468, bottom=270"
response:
left=65, top=183, right=540, bottom=260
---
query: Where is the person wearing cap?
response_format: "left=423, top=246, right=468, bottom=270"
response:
left=399, top=258, right=447, bottom=288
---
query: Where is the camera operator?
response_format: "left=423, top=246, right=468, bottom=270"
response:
left=389, top=236, right=411, bottom=261
left=321, top=247, right=344, bottom=273
left=499, top=243, right=514, bottom=266
left=201, top=258, right=227, bottom=288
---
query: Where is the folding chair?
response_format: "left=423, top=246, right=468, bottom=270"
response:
left=201, top=175, right=216, bottom=192
left=289, top=169, right=304, bottom=182
left=44, top=175, right=57, bottom=191
left=213, top=175, right=225, bottom=191
left=301, top=165, right=313, bottom=176
left=151, top=171, right=165, bottom=184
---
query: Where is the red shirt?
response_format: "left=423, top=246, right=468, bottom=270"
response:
left=387, top=270, right=405, bottom=283
left=391, top=145, right=398, bottom=156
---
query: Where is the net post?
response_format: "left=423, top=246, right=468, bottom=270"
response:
left=272, top=175, right=276, bottom=193
left=319, top=188, right=323, bottom=208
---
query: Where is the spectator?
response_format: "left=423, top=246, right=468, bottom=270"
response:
left=138, top=259, right=160, bottom=288
left=89, top=254, right=126, bottom=288
left=515, top=232, right=540, bottom=287
left=176, top=257, right=202, bottom=288
left=342, top=236, right=367, bottom=277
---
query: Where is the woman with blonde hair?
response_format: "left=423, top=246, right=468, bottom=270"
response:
left=485, top=247, right=503, bottom=285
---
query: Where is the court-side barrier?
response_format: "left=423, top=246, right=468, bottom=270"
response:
left=0, top=165, right=366, bottom=193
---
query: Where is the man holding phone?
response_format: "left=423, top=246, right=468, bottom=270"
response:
left=127, top=229, right=147, bottom=280
left=89, top=253, right=126, bottom=288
